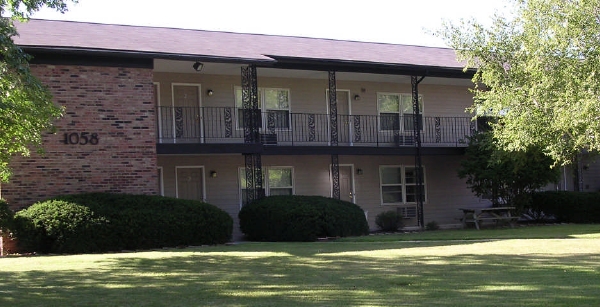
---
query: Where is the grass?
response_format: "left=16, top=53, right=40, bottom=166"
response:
left=1, top=224, right=599, bottom=306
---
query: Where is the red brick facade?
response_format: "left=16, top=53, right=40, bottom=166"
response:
left=0, top=64, right=158, bottom=208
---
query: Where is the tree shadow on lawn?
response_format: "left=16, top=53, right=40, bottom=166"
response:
left=1, top=240, right=599, bottom=306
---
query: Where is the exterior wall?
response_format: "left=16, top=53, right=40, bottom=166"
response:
left=158, top=154, right=484, bottom=237
left=1, top=64, right=158, bottom=208
left=153, top=72, right=474, bottom=117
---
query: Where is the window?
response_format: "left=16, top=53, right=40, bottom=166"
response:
left=377, top=93, right=423, bottom=131
left=380, top=166, right=426, bottom=205
left=235, top=87, right=290, bottom=129
left=239, top=166, right=294, bottom=206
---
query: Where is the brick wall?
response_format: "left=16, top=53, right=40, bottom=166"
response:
left=0, top=64, right=158, bottom=208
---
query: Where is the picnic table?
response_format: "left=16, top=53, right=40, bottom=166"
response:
left=459, top=207, right=518, bottom=230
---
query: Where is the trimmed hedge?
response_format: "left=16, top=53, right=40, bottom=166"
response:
left=13, top=193, right=233, bottom=254
left=239, top=195, right=369, bottom=242
left=530, top=191, right=600, bottom=223
left=375, top=210, right=403, bottom=232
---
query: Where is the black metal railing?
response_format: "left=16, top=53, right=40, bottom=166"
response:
left=157, top=106, right=474, bottom=147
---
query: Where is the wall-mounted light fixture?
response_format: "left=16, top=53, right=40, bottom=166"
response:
left=210, top=170, right=217, bottom=178
left=356, top=168, right=363, bottom=175
left=354, top=94, right=361, bottom=101
left=206, top=89, right=214, bottom=96
left=192, top=61, right=204, bottom=72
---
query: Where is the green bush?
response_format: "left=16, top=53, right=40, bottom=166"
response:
left=239, top=195, right=369, bottom=242
left=375, top=210, right=403, bottom=232
left=530, top=191, right=600, bottom=223
left=13, top=193, right=233, bottom=254
left=425, top=221, right=440, bottom=231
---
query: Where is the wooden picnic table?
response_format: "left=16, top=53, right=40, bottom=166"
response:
left=459, top=207, right=518, bottom=230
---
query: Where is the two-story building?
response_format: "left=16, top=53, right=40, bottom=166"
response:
left=3, top=19, right=508, bottom=235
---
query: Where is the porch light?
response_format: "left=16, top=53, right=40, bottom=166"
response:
left=192, top=61, right=204, bottom=72
left=354, top=94, right=361, bottom=101
left=356, top=168, right=363, bottom=175
left=206, top=89, right=214, bottom=96
left=210, top=171, right=217, bottom=178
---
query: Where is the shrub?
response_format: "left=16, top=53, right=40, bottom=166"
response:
left=239, top=195, right=369, bottom=242
left=530, top=191, right=600, bottom=223
left=425, top=221, right=440, bottom=231
left=375, top=210, right=403, bottom=232
left=13, top=193, right=233, bottom=254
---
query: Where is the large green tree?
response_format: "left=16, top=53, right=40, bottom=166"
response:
left=0, top=0, right=75, bottom=181
left=458, top=131, right=560, bottom=210
left=440, top=0, right=600, bottom=165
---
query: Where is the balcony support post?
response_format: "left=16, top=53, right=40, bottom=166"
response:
left=242, top=65, right=264, bottom=205
left=412, top=75, right=426, bottom=228
left=329, top=71, right=340, bottom=199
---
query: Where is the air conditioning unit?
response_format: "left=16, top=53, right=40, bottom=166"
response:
left=394, top=135, right=415, bottom=146
left=260, top=133, right=277, bottom=145
left=397, top=206, right=417, bottom=219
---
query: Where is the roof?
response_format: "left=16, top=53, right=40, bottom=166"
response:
left=14, top=19, right=468, bottom=75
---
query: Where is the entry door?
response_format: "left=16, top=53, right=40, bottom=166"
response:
left=337, top=91, right=351, bottom=145
left=173, top=85, right=202, bottom=142
left=177, top=167, right=204, bottom=201
left=338, top=165, right=355, bottom=203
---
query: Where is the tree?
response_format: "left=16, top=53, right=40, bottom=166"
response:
left=0, top=0, right=75, bottom=181
left=439, top=0, right=600, bottom=165
left=458, top=131, right=560, bottom=210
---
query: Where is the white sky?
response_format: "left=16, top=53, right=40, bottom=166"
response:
left=32, top=0, right=511, bottom=47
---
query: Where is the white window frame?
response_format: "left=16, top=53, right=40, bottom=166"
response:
left=157, top=166, right=164, bottom=196
left=234, top=86, right=291, bottom=131
left=377, top=92, right=424, bottom=132
left=238, top=166, right=294, bottom=207
left=379, top=165, right=426, bottom=205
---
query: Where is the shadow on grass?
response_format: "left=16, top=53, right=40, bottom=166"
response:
left=1, top=239, right=599, bottom=306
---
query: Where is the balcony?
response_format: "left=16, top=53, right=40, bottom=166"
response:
left=157, top=106, right=474, bottom=148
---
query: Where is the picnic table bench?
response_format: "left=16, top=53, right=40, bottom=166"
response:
left=459, top=207, right=519, bottom=230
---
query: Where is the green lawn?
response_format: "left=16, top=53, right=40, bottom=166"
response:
left=1, top=224, right=599, bottom=306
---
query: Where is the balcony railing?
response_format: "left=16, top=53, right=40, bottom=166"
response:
left=157, top=106, right=474, bottom=147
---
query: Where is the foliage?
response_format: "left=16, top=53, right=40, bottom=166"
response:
left=0, top=0, right=76, bottom=181
left=374, top=210, right=403, bottom=232
left=439, top=0, right=600, bottom=165
left=0, top=199, right=14, bottom=232
left=238, top=195, right=369, bottom=242
left=12, top=193, right=233, bottom=254
left=425, top=221, right=440, bottom=231
left=458, top=131, right=560, bottom=210
left=530, top=191, right=600, bottom=223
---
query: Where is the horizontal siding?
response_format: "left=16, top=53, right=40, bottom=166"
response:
left=153, top=72, right=473, bottom=118
left=158, top=154, right=482, bottom=235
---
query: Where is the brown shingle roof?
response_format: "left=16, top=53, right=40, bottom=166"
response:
left=14, top=19, right=464, bottom=70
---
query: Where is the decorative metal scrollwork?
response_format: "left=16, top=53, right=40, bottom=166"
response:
left=435, top=117, right=441, bottom=143
left=328, top=71, right=338, bottom=146
left=331, top=154, right=340, bottom=200
left=244, top=153, right=264, bottom=205
left=224, top=107, right=232, bottom=138
left=242, top=65, right=259, bottom=143
left=175, top=107, right=183, bottom=138
left=353, top=115, right=362, bottom=142
left=308, top=114, right=316, bottom=142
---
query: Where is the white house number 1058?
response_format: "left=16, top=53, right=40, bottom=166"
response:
left=63, top=132, right=99, bottom=145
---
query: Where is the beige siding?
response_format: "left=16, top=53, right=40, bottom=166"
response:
left=158, top=154, right=483, bottom=236
left=153, top=72, right=473, bottom=118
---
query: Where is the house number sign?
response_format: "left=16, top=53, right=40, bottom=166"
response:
left=63, top=132, right=99, bottom=145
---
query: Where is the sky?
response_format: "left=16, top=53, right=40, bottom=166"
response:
left=31, top=0, right=512, bottom=48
